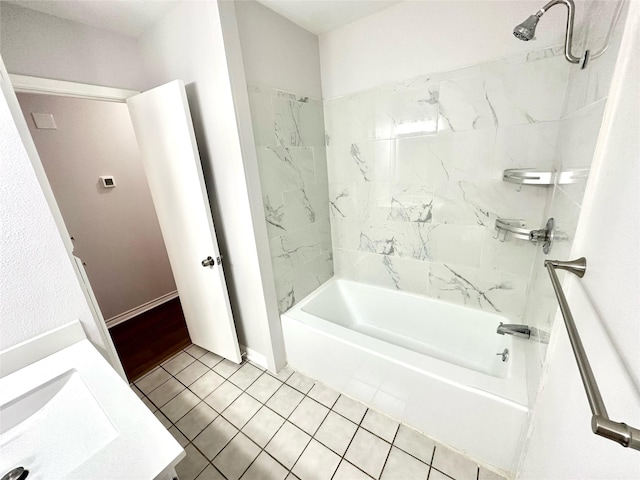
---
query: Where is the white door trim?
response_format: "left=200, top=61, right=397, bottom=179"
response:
left=0, top=66, right=128, bottom=378
left=8, top=74, right=139, bottom=102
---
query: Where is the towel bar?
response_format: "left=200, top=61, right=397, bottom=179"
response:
left=545, top=257, right=640, bottom=450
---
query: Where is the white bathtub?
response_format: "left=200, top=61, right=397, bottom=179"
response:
left=281, top=278, right=529, bottom=474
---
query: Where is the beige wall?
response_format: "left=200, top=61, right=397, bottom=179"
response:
left=17, top=92, right=176, bottom=320
left=0, top=2, right=147, bottom=90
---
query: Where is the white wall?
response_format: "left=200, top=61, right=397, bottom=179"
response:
left=137, top=0, right=285, bottom=370
left=234, top=0, right=322, bottom=98
left=0, top=2, right=146, bottom=90
left=319, top=0, right=571, bottom=98
left=519, top=3, right=640, bottom=477
left=17, top=93, right=176, bottom=320
left=0, top=61, right=108, bottom=357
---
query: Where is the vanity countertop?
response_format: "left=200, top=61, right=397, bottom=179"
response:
left=0, top=339, right=184, bottom=479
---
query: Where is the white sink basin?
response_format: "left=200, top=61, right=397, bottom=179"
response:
left=0, top=339, right=184, bottom=479
left=1, top=370, right=117, bottom=479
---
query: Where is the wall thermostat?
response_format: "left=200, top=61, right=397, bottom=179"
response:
left=100, top=176, right=116, bottom=188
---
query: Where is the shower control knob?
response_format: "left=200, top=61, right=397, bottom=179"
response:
left=201, top=256, right=215, bottom=267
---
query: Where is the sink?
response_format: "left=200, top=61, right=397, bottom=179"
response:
left=0, top=335, right=183, bottom=479
left=0, top=369, right=117, bottom=479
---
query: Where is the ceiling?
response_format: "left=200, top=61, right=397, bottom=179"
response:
left=5, top=1, right=179, bottom=37
left=6, top=0, right=403, bottom=38
left=255, top=0, right=403, bottom=35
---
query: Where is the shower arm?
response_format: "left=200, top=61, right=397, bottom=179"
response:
left=537, top=0, right=584, bottom=65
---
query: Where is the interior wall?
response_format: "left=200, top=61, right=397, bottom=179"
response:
left=0, top=63, right=107, bottom=355
left=236, top=0, right=332, bottom=312
left=234, top=0, right=322, bottom=98
left=17, top=93, right=176, bottom=321
left=0, top=2, right=146, bottom=90
left=137, top=0, right=284, bottom=369
left=319, top=0, right=573, bottom=98
left=519, top=2, right=639, bottom=476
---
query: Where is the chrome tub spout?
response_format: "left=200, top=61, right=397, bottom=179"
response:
left=497, top=322, right=531, bottom=339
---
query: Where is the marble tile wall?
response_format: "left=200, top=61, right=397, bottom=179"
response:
left=521, top=0, right=628, bottom=405
left=247, top=85, right=333, bottom=313
left=324, top=47, right=572, bottom=320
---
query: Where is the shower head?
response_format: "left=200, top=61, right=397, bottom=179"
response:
left=513, top=14, right=541, bottom=41
left=511, top=0, right=584, bottom=66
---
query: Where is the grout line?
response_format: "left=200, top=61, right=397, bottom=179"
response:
left=143, top=346, right=467, bottom=480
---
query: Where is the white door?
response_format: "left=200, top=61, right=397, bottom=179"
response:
left=127, top=80, right=241, bottom=363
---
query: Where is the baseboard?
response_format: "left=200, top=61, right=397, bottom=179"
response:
left=240, top=344, right=269, bottom=370
left=106, top=291, right=179, bottom=329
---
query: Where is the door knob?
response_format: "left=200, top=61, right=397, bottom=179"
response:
left=201, top=256, right=215, bottom=267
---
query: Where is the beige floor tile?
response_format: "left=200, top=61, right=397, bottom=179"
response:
left=240, top=451, right=288, bottom=480
left=361, top=409, right=400, bottom=442
left=176, top=444, right=208, bottom=480
left=292, top=439, right=341, bottom=480
left=345, top=428, right=391, bottom=478
left=432, top=445, right=478, bottom=480
left=393, top=424, right=436, bottom=464
left=193, top=416, right=239, bottom=460
left=213, top=433, right=260, bottom=480
left=380, top=447, right=429, bottom=480
left=176, top=401, right=218, bottom=439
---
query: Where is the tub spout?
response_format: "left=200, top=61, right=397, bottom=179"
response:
left=497, top=322, right=531, bottom=339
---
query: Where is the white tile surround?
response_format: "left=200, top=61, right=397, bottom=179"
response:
left=324, top=46, right=572, bottom=321
left=134, top=345, right=507, bottom=480
left=248, top=85, right=333, bottom=313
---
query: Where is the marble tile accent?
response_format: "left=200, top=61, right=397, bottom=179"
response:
left=248, top=84, right=333, bottom=313
left=324, top=49, right=575, bottom=322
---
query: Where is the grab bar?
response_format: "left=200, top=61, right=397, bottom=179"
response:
left=545, top=258, right=640, bottom=450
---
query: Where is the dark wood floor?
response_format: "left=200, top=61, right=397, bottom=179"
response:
left=109, top=297, right=191, bottom=382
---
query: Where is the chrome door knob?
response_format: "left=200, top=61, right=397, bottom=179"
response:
left=201, top=256, right=215, bottom=267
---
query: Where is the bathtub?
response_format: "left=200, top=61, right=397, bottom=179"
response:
left=281, top=278, right=529, bottom=474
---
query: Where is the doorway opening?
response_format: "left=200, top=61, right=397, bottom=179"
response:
left=15, top=86, right=190, bottom=380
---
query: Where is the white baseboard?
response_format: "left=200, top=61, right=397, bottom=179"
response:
left=240, top=344, right=269, bottom=370
left=106, top=291, right=179, bottom=329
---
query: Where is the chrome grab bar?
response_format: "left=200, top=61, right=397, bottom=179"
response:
left=545, top=258, right=640, bottom=450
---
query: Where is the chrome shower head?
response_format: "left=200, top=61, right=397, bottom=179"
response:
left=513, top=14, right=541, bottom=41
left=512, top=0, right=584, bottom=66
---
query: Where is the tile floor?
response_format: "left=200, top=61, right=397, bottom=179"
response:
left=131, top=345, right=507, bottom=480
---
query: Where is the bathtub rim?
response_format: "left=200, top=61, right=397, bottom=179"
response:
left=283, top=277, right=529, bottom=409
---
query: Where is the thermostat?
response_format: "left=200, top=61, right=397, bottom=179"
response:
left=100, top=176, right=116, bottom=188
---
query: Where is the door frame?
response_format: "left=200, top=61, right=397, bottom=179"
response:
left=3, top=71, right=142, bottom=379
